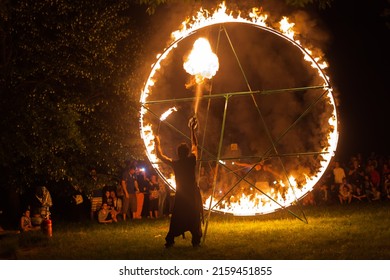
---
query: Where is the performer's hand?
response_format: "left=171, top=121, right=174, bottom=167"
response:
left=188, top=116, right=198, bottom=130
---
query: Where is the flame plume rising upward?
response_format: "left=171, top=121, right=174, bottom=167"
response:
left=183, top=38, right=219, bottom=114
left=183, top=37, right=219, bottom=84
left=139, top=1, right=338, bottom=216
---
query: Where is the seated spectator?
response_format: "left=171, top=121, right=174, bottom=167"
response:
left=352, top=186, right=368, bottom=203
left=384, top=173, right=390, bottom=200
left=329, top=183, right=339, bottom=204
left=338, top=178, right=352, bottom=204
left=362, top=175, right=374, bottom=200
left=98, top=203, right=117, bottom=224
left=110, top=190, right=122, bottom=220
left=317, top=184, right=329, bottom=205
left=20, top=209, right=40, bottom=232
left=369, top=186, right=381, bottom=201
left=102, top=190, right=113, bottom=208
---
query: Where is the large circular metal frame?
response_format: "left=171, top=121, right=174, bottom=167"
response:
left=140, top=12, right=338, bottom=217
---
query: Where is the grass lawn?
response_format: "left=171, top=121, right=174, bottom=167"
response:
left=1, top=202, right=389, bottom=260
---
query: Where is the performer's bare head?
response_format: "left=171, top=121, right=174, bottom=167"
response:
left=177, top=143, right=190, bottom=159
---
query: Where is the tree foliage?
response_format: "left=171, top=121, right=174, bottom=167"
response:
left=0, top=0, right=147, bottom=193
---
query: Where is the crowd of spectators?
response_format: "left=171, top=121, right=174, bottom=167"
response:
left=303, top=152, right=390, bottom=206
left=79, top=151, right=390, bottom=224
left=90, top=165, right=172, bottom=223
left=91, top=152, right=390, bottom=223
left=1, top=151, right=387, bottom=233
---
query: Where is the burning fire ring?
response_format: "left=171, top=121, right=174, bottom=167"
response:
left=139, top=3, right=338, bottom=216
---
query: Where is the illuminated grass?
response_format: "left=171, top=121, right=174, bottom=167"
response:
left=3, top=202, right=390, bottom=260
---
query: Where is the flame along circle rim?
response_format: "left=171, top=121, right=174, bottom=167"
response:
left=139, top=12, right=338, bottom=216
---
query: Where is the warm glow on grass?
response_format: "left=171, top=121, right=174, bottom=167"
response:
left=4, top=204, right=389, bottom=259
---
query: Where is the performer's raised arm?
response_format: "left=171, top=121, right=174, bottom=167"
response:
left=188, top=116, right=198, bottom=159
left=154, top=136, right=172, bottom=165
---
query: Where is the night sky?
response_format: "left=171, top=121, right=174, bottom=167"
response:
left=317, top=1, right=389, bottom=160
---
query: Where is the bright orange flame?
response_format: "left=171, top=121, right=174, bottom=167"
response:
left=183, top=38, right=219, bottom=84
left=160, top=106, right=177, bottom=121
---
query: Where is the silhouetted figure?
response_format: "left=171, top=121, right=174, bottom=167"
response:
left=154, top=116, right=203, bottom=248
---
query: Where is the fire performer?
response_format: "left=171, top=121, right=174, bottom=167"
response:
left=154, top=116, right=203, bottom=248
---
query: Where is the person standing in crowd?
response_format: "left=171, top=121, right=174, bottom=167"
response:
left=110, top=190, right=122, bottom=218
left=34, top=186, right=53, bottom=219
left=154, top=116, right=203, bottom=248
left=136, top=167, right=147, bottom=219
left=367, top=164, right=381, bottom=191
left=121, top=164, right=139, bottom=221
left=332, top=161, right=346, bottom=188
left=89, top=168, right=103, bottom=220
left=148, top=174, right=160, bottom=219
left=347, top=159, right=364, bottom=190
left=158, top=179, right=167, bottom=218
left=331, top=160, right=346, bottom=203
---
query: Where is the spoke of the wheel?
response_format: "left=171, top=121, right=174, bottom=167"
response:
left=203, top=94, right=230, bottom=244
left=198, top=27, right=222, bottom=244
left=143, top=85, right=326, bottom=105
left=222, top=25, right=253, bottom=92
left=199, top=151, right=330, bottom=163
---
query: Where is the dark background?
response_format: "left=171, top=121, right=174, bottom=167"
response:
left=318, top=1, right=389, bottom=160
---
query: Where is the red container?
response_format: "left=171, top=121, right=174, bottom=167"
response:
left=42, top=219, right=52, bottom=237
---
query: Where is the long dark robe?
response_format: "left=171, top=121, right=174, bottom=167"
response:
left=166, top=153, right=202, bottom=244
